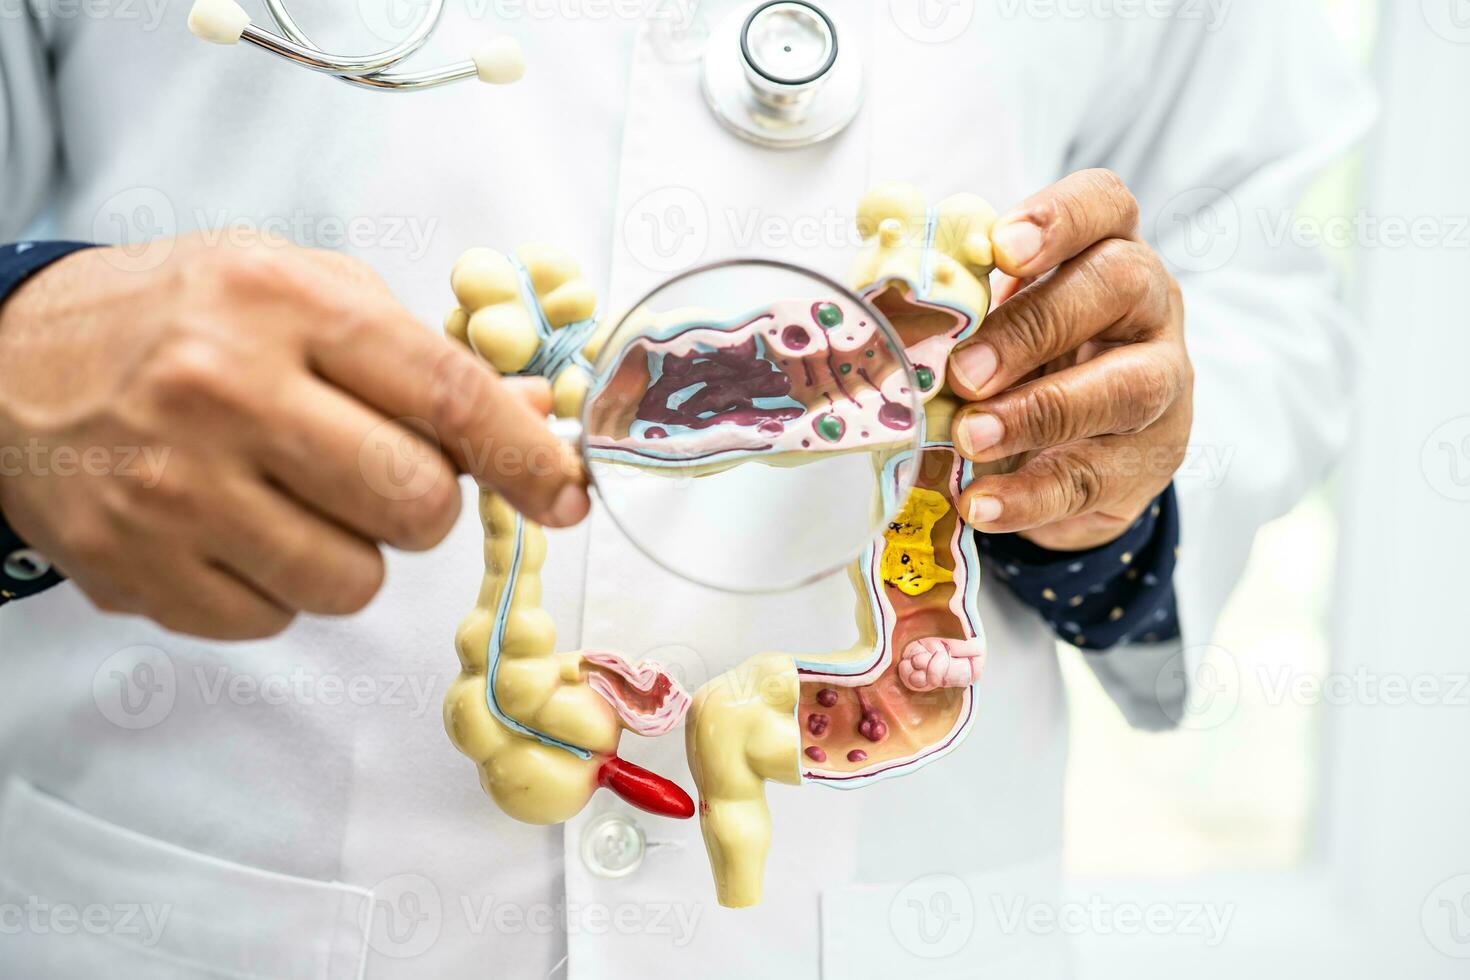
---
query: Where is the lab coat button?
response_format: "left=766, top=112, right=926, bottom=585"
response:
left=4, top=549, right=50, bottom=581
left=581, top=812, right=646, bottom=878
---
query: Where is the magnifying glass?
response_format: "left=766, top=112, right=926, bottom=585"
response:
left=577, top=259, right=923, bottom=594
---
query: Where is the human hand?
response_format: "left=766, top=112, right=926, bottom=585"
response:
left=0, top=236, right=589, bottom=639
left=948, top=170, right=1193, bottom=551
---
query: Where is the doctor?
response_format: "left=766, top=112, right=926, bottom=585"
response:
left=0, top=1, right=1371, bottom=977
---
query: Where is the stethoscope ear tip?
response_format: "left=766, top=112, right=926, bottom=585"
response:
left=187, top=0, right=249, bottom=46
left=472, top=37, right=527, bottom=86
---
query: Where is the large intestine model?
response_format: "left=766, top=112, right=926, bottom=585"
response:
left=442, top=183, right=999, bottom=907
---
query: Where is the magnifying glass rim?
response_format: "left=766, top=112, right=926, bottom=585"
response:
left=581, top=255, right=925, bottom=595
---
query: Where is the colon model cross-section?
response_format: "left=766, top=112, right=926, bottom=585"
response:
left=442, top=183, right=999, bottom=908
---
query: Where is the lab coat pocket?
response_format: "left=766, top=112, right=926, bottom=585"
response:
left=819, top=851, right=1073, bottom=980
left=0, top=777, right=372, bottom=980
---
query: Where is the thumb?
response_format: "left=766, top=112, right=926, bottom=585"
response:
left=501, top=376, right=554, bottom=416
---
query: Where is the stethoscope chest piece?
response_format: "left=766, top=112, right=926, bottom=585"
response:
left=702, top=1, right=864, bottom=149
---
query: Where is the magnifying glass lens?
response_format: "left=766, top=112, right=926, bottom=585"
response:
left=582, top=260, right=923, bottom=594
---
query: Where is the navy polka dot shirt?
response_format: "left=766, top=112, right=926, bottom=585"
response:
left=978, top=484, right=1182, bottom=650
left=0, top=242, right=95, bottom=605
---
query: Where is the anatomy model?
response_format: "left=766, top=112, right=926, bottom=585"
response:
left=584, top=292, right=918, bottom=469
left=443, top=184, right=998, bottom=907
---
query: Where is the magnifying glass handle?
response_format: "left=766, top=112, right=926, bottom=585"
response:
left=547, top=414, right=585, bottom=446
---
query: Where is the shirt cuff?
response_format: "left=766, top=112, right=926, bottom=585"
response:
left=976, top=484, right=1181, bottom=652
left=0, top=241, right=94, bottom=606
left=1, top=241, right=95, bottom=303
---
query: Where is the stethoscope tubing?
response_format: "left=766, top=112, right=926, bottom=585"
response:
left=241, top=0, right=478, bottom=91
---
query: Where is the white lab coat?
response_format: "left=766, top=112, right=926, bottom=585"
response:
left=0, top=2, right=1372, bottom=977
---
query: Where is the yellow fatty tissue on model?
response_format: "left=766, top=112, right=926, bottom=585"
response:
left=881, top=487, right=954, bottom=596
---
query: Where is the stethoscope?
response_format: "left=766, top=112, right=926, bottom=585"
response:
left=186, top=0, right=863, bottom=146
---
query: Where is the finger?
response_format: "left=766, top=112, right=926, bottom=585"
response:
left=148, top=561, right=298, bottom=641
left=304, top=302, right=590, bottom=528
left=990, top=271, right=1030, bottom=309
left=958, top=441, right=1151, bottom=535
left=208, top=476, right=387, bottom=617
left=64, top=546, right=294, bottom=640
left=990, top=168, right=1140, bottom=279
left=297, top=246, right=401, bottom=302
left=257, top=374, right=462, bottom=552
left=952, top=342, right=1184, bottom=463
left=501, top=376, right=554, bottom=416
left=948, top=239, right=1167, bottom=401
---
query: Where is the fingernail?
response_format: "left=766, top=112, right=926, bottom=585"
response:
left=548, top=483, right=590, bottom=526
left=956, top=414, right=1004, bottom=457
left=949, top=344, right=998, bottom=395
left=969, top=496, right=1004, bottom=525
left=993, top=220, right=1043, bottom=268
